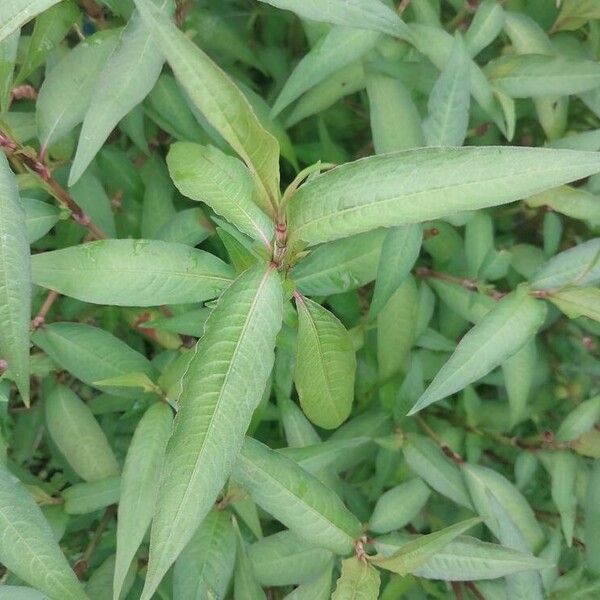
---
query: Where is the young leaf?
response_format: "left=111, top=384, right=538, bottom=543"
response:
left=250, top=530, right=332, bottom=587
left=32, top=322, right=155, bottom=398
left=402, top=433, right=473, bottom=509
left=31, top=239, right=234, bottom=306
left=370, top=517, right=482, bottom=575
left=167, top=142, right=273, bottom=247
left=133, top=0, right=280, bottom=214
left=294, top=294, right=356, bottom=429
left=257, top=0, right=413, bottom=41
left=368, top=478, right=430, bottom=534
left=556, top=395, right=600, bottom=442
left=141, top=265, right=283, bottom=600
left=531, top=238, right=600, bottom=290
left=36, top=30, right=121, bottom=151
left=114, top=402, right=173, bottom=600
left=173, top=509, right=236, bottom=600
left=501, top=339, right=537, bottom=427
left=369, top=225, right=422, bottom=319
left=409, top=290, right=547, bottom=414
left=62, top=476, right=121, bottom=515
left=273, top=27, right=380, bottom=117
left=0, top=463, right=87, bottom=600
left=288, top=147, right=600, bottom=246
left=0, top=0, right=62, bottom=43
left=233, top=436, right=363, bottom=555
left=69, top=1, right=171, bottom=186
left=423, top=34, right=470, bottom=147
left=544, top=451, right=578, bottom=546
left=0, top=150, right=30, bottom=404
left=16, top=0, right=79, bottom=84
left=549, top=287, right=600, bottom=322
left=374, top=534, right=549, bottom=581
left=331, top=557, right=380, bottom=600
left=292, top=230, right=385, bottom=297
left=464, top=0, right=505, bottom=57
left=44, top=384, right=120, bottom=482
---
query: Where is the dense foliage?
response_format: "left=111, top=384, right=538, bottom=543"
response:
left=1, top=0, right=600, bottom=598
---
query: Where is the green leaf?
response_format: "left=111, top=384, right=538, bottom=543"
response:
left=36, top=30, right=120, bottom=151
left=409, top=290, right=547, bottom=414
left=402, top=433, right=473, bottom=509
left=464, top=0, right=505, bottom=57
left=366, top=71, right=424, bottom=153
left=31, top=239, right=234, bottom=306
left=374, top=533, right=550, bottom=580
left=0, top=587, right=49, bottom=600
left=526, top=186, right=600, bottom=227
left=501, top=339, right=537, bottom=427
left=423, top=34, right=470, bottom=147
left=462, top=462, right=544, bottom=551
left=173, top=509, right=235, bottom=600
left=250, top=530, right=332, bottom=587
left=278, top=396, right=321, bottom=448
left=69, top=1, right=171, bottom=186
left=369, top=225, right=422, bottom=319
left=258, top=0, right=412, bottom=40
left=370, top=517, right=482, bottom=575
left=487, top=54, right=600, bottom=97
left=549, top=287, right=600, bottom=322
left=32, top=322, right=155, bottom=398
left=62, top=476, right=120, bottom=515
left=234, top=521, right=266, bottom=600
left=44, top=384, right=120, bottom=482
left=0, top=463, right=87, bottom=600
left=114, top=402, right=172, bottom=600
left=283, top=563, right=333, bottom=600
left=23, top=198, right=60, bottom=243
left=0, top=30, right=19, bottom=113
left=545, top=451, right=577, bottom=546
left=141, top=265, right=283, bottom=600
left=556, top=395, right=600, bottom=442
left=0, top=0, right=62, bottom=43
left=273, top=27, right=380, bottom=117
left=167, top=142, right=273, bottom=247
left=70, top=171, right=116, bottom=239
left=331, top=557, right=380, bottom=600
left=368, top=479, right=430, bottom=534
left=553, top=0, right=600, bottom=32
left=294, top=295, right=355, bottom=429
left=288, top=147, right=600, bottom=246
left=531, top=238, right=600, bottom=290
left=585, top=460, right=600, bottom=575
left=16, top=0, right=79, bottom=84
left=133, top=0, right=280, bottom=214
left=292, top=230, right=385, bottom=297
left=233, top=436, right=362, bottom=555
left=0, top=151, right=30, bottom=403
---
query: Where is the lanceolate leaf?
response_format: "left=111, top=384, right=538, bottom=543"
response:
left=0, top=463, right=87, bottom=600
left=31, top=239, right=234, bottom=306
left=370, top=517, right=482, bottom=575
left=409, top=290, right=547, bottom=414
left=272, top=27, right=380, bottom=117
left=423, top=34, right=471, bottom=147
left=32, top=322, right=155, bottom=398
left=0, top=150, right=30, bottom=403
left=141, top=265, right=283, bottom=600
left=44, top=384, right=120, bottom=482
left=294, top=295, right=356, bottom=429
left=0, top=0, right=61, bottom=43
left=233, top=437, right=362, bottom=555
left=69, top=0, right=171, bottom=186
left=374, top=534, right=549, bottom=581
left=114, top=402, right=173, bottom=600
left=167, top=142, right=273, bottom=247
left=331, top=557, right=380, bottom=600
left=257, top=0, right=413, bottom=41
left=173, top=509, right=236, bottom=600
left=288, top=147, right=600, bottom=246
left=133, top=0, right=280, bottom=214
left=36, top=30, right=121, bottom=151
